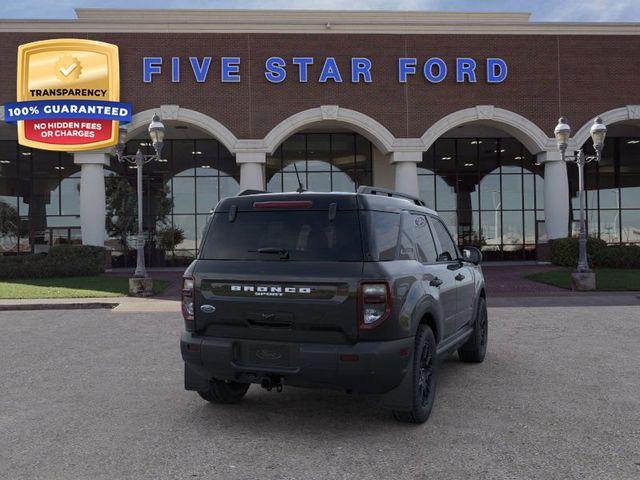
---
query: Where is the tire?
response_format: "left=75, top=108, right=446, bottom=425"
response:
left=197, top=379, right=250, bottom=404
left=392, top=325, right=437, bottom=424
left=458, top=296, right=488, bottom=363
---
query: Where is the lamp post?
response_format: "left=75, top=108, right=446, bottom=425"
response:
left=113, top=114, right=165, bottom=283
left=553, top=116, right=607, bottom=288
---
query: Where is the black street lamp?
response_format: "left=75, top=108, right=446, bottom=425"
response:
left=554, top=116, right=607, bottom=288
left=113, top=114, right=165, bottom=280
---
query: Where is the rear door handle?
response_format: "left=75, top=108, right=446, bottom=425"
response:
left=429, top=277, right=443, bottom=287
left=455, top=273, right=465, bottom=281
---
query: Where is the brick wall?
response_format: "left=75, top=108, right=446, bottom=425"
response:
left=1, top=32, right=638, bottom=140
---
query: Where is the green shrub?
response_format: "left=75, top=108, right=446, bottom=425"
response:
left=593, top=244, right=640, bottom=269
left=550, top=237, right=607, bottom=267
left=550, top=237, right=640, bottom=269
left=0, top=245, right=106, bottom=279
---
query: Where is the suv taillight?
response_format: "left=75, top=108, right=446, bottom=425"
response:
left=358, top=281, right=392, bottom=330
left=182, top=276, right=195, bottom=331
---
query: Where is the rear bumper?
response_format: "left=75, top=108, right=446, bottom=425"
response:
left=181, top=332, right=413, bottom=395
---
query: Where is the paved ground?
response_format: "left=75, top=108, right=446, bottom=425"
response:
left=482, top=265, right=567, bottom=297
left=2, top=306, right=639, bottom=480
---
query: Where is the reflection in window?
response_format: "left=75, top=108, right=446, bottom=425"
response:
left=569, top=137, right=640, bottom=245
left=621, top=174, right=640, bottom=209
left=621, top=210, right=640, bottom=243
left=419, top=138, right=543, bottom=260
left=266, top=133, right=372, bottom=193
left=196, top=177, right=218, bottom=214
left=60, top=174, right=80, bottom=216
left=0, top=143, right=88, bottom=253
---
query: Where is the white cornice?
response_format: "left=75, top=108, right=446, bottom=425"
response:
left=73, top=9, right=532, bottom=24
left=0, top=9, right=638, bottom=35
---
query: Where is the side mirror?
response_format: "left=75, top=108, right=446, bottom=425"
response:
left=437, top=252, right=453, bottom=262
left=462, top=246, right=482, bottom=265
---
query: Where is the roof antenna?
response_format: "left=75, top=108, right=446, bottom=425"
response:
left=293, top=162, right=306, bottom=193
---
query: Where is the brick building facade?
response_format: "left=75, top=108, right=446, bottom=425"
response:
left=0, top=9, right=639, bottom=262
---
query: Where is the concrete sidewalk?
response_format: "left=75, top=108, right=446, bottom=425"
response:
left=0, top=296, right=180, bottom=313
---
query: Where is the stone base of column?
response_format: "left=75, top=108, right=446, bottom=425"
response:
left=129, top=277, right=154, bottom=297
left=571, top=271, right=596, bottom=291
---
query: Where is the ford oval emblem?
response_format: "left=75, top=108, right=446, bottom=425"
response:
left=255, top=349, right=282, bottom=360
left=200, top=304, right=216, bottom=314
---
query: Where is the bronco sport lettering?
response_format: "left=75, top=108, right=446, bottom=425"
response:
left=230, top=285, right=312, bottom=296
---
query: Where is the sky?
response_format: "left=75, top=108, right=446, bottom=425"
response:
left=1, top=0, right=639, bottom=22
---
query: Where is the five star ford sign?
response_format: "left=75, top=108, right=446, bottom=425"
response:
left=4, top=39, right=132, bottom=152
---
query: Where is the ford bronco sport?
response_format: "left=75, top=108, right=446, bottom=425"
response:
left=180, top=186, right=487, bottom=423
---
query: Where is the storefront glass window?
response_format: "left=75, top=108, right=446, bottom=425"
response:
left=419, top=137, right=544, bottom=260
left=266, top=133, right=372, bottom=193
left=3, top=133, right=639, bottom=263
left=102, top=138, right=239, bottom=266
left=569, top=137, right=640, bottom=245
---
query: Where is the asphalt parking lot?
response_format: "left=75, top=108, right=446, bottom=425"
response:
left=1, top=305, right=639, bottom=480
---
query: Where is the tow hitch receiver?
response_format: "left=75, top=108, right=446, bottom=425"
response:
left=261, top=376, right=283, bottom=392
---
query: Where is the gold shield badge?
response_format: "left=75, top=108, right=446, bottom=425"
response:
left=15, top=38, right=122, bottom=151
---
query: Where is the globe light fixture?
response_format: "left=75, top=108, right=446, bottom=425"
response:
left=590, top=116, right=607, bottom=154
left=148, top=113, right=165, bottom=157
left=554, top=117, right=571, bottom=155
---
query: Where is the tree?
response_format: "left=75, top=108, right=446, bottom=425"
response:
left=157, top=226, right=185, bottom=252
left=105, top=176, right=173, bottom=252
left=0, top=201, right=21, bottom=251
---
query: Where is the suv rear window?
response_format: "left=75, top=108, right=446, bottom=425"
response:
left=200, top=210, right=363, bottom=261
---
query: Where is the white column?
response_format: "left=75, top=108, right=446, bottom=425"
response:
left=74, top=151, right=110, bottom=246
left=538, top=151, right=569, bottom=239
left=372, top=146, right=394, bottom=190
left=391, top=151, right=422, bottom=197
left=237, top=151, right=266, bottom=191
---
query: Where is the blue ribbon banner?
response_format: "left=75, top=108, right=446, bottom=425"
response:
left=4, top=100, right=132, bottom=124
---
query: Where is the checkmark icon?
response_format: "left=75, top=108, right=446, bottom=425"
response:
left=54, top=55, right=82, bottom=82
left=59, top=62, right=78, bottom=77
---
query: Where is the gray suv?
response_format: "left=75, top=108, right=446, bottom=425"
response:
left=180, top=187, right=487, bottom=423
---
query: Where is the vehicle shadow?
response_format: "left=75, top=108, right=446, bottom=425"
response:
left=187, top=353, right=498, bottom=435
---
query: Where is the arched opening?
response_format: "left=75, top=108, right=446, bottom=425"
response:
left=418, top=123, right=545, bottom=261
left=571, top=120, right=640, bottom=245
left=107, top=120, right=240, bottom=267
left=262, top=106, right=396, bottom=194
left=266, top=127, right=375, bottom=194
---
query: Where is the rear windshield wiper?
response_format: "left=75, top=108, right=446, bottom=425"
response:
left=249, top=247, right=290, bottom=259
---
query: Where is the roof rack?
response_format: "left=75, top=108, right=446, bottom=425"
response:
left=357, top=186, right=426, bottom=207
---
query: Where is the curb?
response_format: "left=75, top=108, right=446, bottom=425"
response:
left=0, top=302, right=119, bottom=312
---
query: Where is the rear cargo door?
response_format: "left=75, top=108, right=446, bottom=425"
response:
left=194, top=261, right=362, bottom=344
left=194, top=202, right=363, bottom=344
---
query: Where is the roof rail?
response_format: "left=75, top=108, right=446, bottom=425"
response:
left=357, top=186, right=426, bottom=207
